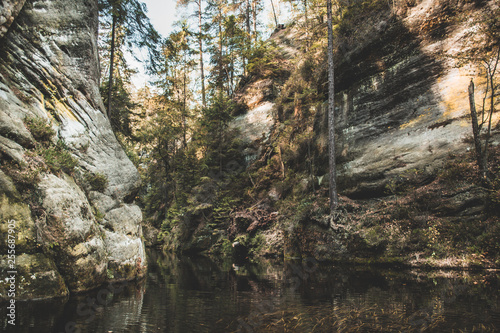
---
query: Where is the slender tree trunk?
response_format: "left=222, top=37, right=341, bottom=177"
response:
left=278, top=145, right=285, bottom=178
left=252, top=0, right=257, bottom=40
left=107, top=13, right=117, bottom=119
left=230, top=52, right=234, bottom=97
left=327, top=0, right=338, bottom=213
left=244, top=0, right=251, bottom=75
left=482, top=48, right=500, bottom=181
left=182, top=60, right=188, bottom=148
left=468, top=79, right=483, bottom=174
left=482, top=73, right=493, bottom=178
left=304, top=0, right=309, bottom=51
left=198, top=0, right=206, bottom=108
left=218, top=4, right=224, bottom=93
left=270, top=0, right=278, bottom=28
left=246, top=0, right=251, bottom=35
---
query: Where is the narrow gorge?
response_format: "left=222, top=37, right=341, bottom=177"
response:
left=0, top=0, right=499, bottom=305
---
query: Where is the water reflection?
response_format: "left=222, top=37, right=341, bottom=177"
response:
left=2, top=249, right=499, bottom=332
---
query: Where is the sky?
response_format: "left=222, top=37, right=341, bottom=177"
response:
left=128, top=0, right=178, bottom=88
left=142, top=0, right=178, bottom=37
left=129, top=0, right=293, bottom=88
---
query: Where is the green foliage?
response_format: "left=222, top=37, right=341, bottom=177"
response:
left=246, top=40, right=284, bottom=78
left=273, top=53, right=323, bottom=126
left=22, top=117, right=77, bottom=175
left=94, top=207, right=105, bottom=222
left=100, top=75, right=137, bottom=136
left=24, top=117, right=55, bottom=145
left=38, top=140, right=78, bottom=174
left=161, top=210, right=179, bottom=233
left=213, top=194, right=240, bottom=225
left=106, top=268, right=115, bottom=280
left=195, top=93, right=237, bottom=171
left=98, top=0, right=161, bottom=72
left=85, top=172, right=108, bottom=192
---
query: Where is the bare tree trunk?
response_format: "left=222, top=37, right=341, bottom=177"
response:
left=107, top=13, right=117, bottom=119
left=182, top=58, right=188, bottom=148
left=218, top=4, right=224, bottom=93
left=252, top=0, right=257, bottom=40
left=468, top=79, right=484, bottom=175
left=246, top=0, right=251, bottom=35
left=304, top=0, right=309, bottom=51
left=327, top=0, right=338, bottom=213
left=278, top=145, right=285, bottom=178
left=482, top=48, right=500, bottom=181
left=229, top=48, right=234, bottom=97
left=198, top=0, right=206, bottom=108
left=270, top=0, right=278, bottom=28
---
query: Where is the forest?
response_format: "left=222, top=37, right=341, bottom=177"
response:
left=100, top=0, right=500, bottom=267
left=1, top=0, right=500, bottom=330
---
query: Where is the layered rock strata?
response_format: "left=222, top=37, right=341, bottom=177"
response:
left=0, top=0, right=146, bottom=300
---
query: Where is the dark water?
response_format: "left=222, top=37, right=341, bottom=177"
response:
left=3, top=249, right=500, bottom=332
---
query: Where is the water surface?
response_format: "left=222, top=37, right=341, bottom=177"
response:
left=3, top=249, right=500, bottom=332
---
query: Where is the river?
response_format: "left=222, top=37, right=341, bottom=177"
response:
left=3, top=249, right=500, bottom=332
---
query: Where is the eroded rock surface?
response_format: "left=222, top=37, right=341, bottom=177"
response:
left=311, top=0, right=498, bottom=197
left=0, top=0, right=25, bottom=38
left=0, top=0, right=145, bottom=299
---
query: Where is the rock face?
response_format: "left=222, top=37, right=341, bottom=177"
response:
left=310, top=0, right=499, bottom=198
left=0, top=0, right=25, bottom=38
left=230, top=101, right=275, bottom=164
left=0, top=0, right=146, bottom=300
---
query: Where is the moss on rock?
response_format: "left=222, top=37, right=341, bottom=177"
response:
left=0, top=253, right=68, bottom=300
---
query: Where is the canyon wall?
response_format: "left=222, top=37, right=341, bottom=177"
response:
left=0, top=0, right=146, bottom=300
left=267, top=0, right=499, bottom=198
left=331, top=0, right=497, bottom=197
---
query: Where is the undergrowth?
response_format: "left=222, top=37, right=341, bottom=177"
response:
left=0, top=117, right=78, bottom=202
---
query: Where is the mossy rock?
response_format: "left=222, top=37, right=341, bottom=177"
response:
left=107, top=260, right=143, bottom=282
left=0, top=194, right=38, bottom=254
left=0, top=253, right=68, bottom=300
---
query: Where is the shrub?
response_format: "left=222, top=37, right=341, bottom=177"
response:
left=24, top=117, right=55, bottom=144
left=39, top=140, right=78, bottom=174
left=85, top=172, right=108, bottom=192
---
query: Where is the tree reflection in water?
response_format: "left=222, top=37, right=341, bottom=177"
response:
left=2, top=249, right=499, bottom=332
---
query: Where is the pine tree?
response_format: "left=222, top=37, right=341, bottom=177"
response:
left=155, top=23, right=197, bottom=148
left=98, top=0, right=160, bottom=119
left=98, top=20, right=137, bottom=136
left=177, top=0, right=208, bottom=107
left=327, top=0, right=338, bottom=213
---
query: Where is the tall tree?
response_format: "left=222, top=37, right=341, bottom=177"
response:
left=99, top=0, right=160, bottom=118
left=251, top=0, right=260, bottom=39
left=99, top=18, right=137, bottom=136
left=155, top=23, right=196, bottom=148
left=177, top=0, right=208, bottom=107
left=223, top=15, right=246, bottom=97
left=327, top=0, right=338, bottom=213
left=205, top=0, right=229, bottom=95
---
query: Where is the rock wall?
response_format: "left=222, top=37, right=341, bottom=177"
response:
left=0, top=0, right=146, bottom=300
left=316, top=0, right=499, bottom=197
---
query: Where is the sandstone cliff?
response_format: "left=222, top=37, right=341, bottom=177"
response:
left=0, top=0, right=146, bottom=300
left=224, top=0, right=499, bottom=265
